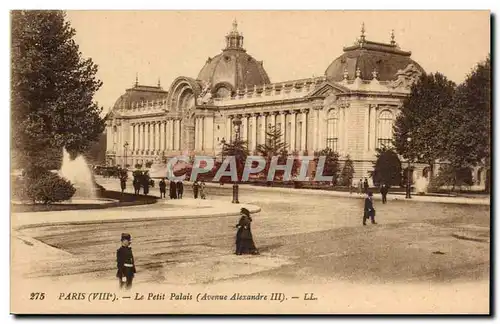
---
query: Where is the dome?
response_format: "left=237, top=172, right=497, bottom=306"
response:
left=112, top=79, right=168, bottom=110
left=325, top=27, right=425, bottom=82
left=197, top=20, right=270, bottom=95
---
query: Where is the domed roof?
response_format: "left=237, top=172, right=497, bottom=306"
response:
left=325, top=27, right=425, bottom=82
left=112, top=78, right=168, bottom=110
left=197, top=20, right=270, bottom=92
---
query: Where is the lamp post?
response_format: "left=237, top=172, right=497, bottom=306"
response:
left=406, top=137, right=412, bottom=199
left=232, top=116, right=242, bottom=204
left=124, top=141, right=129, bottom=169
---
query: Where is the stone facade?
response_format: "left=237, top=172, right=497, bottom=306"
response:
left=105, top=21, right=488, bottom=189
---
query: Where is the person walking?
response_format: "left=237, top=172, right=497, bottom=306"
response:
left=142, top=176, right=150, bottom=195
left=363, top=191, right=377, bottom=225
left=235, top=208, right=259, bottom=255
left=133, top=178, right=141, bottom=195
left=176, top=181, right=184, bottom=199
left=120, top=177, right=126, bottom=193
left=380, top=183, right=389, bottom=204
left=357, top=179, right=363, bottom=195
left=193, top=180, right=200, bottom=199
left=116, top=233, right=136, bottom=290
left=363, top=178, right=369, bottom=193
left=200, top=180, right=207, bottom=199
left=159, top=178, right=167, bottom=199
left=169, top=180, right=177, bottom=199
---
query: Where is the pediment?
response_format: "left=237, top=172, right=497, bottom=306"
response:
left=307, top=82, right=348, bottom=98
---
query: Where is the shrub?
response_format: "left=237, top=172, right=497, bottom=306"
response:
left=145, top=161, right=153, bottom=168
left=135, top=163, right=143, bottom=169
left=26, top=171, right=76, bottom=204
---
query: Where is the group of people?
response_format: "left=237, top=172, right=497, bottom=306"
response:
left=157, top=179, right=184, bottom=199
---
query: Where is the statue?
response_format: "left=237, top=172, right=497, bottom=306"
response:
left=197, top=81, right=213, bottom=104
left=389, top=64, right=423, bottom=89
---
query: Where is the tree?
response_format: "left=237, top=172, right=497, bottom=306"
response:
left=25, top=171, right=76, bottom=204
left=393, top=73, right=456, bottom=179
left=221, top=138, right=249, bottom=182
left=370, top=146, right=402, bottom=187
left=339, top=155, right=355, bottom=187
left=11, top=10, right=104, bottom=172
left=315, top=148, right=340, bottom=184
left=440, top=55, right=491, bottom=171
left=428, top=164, right=473, bottom=193
left=256, top=126, right=288, bottom=179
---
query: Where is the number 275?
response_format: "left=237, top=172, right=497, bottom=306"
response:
left=30, top=292, right=45, bottom=300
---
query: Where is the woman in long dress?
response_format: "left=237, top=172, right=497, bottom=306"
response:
left=235, top=208, right=259, bottom=255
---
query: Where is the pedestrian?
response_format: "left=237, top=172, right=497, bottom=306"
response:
left=159, top=178, right=167, bottom=198
left=200, top=180, right=206, bottom=199
left=380, top=183, right=389, bottom=204
left=193, top=180, right=200, bottom=199
left=116, top=233, right=136, bottom=290
left=235, top=208, right=259, bottom=255
left=358, top=179, right=363, bottom=195
left=169, top=180, right=177, bottom=199
left=177, top=181, right=184, bottom=199
left=120, top=177, right=126, bottom=193
left=363, top=178, right=369, bottom=193
left=143, top=176, right=150, bottom=195
left=363, top=191, right=377, bottom=225
left=133, top=178, right=141, bottom=195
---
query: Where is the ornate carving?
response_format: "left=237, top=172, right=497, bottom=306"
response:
left=197, top=81, right=213, bottom=104
left=389, top=63, right=423, bottom=89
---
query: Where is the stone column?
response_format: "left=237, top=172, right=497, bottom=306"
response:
left=141, top=123, right=146, bottom=151
left=301, top=109, right=308, bottom=152
left=269, top=112, right=276, bottom=130
left=129, top=124, right=134, bottom=151
left=241, top=115, right=248, bottom=142
left=369, top=104, right=377, bottom=151
left=260, top=113, right=266, bottom=145
left=204, top=116, right=214, bottom=151
left=312, top=109, right=319, bottom=151
left=153, top=122, right=157, bottom=152
left=106, top=125, right=112, bottom=152
left=194, top=118, right=199, bottom=150
left=250, top=114, right=257, bottom=151
left=226, top=116, right=232, bottom=142
left=290, top=111, right=296, bottom=152
left=318, top=108, right=325, bottom=150
left=363, top=104, right=370, bottom=152
left=279, top=111, right=286, bottom=144
left=169, top=119, right=174, bottom=150
left=200, top=117, right=205, bottom=150
left=176, top=119, right=181, bottom=151
left=160, top=121, right=165, bottom=152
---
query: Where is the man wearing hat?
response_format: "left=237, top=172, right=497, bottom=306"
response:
left=116, top=233, right=136, bottom=289
left=363, top=191, right=377, bottom=225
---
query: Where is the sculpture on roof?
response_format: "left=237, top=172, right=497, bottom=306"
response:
left=388, top=63, right=423, bottom=89
left=197, top=81, right=213, bottom=104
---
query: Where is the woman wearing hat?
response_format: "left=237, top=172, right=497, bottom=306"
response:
left=235, top=208, right=259, bottom=255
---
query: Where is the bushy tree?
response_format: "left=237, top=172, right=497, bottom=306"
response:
left=393, top=73, right=456, bottom=179
left=339, top=155, right=355, bottom=186
left=11, top=11, right=104, bottom=170
left=428, top=164, right=473, bottom=193
left=315, top=147, right=340, bottom=184
left=440, top=55, right=491, bottom=170
left=25, top=171, right=76, bottom=204
left=370, top=146, right=402, bottom=187
left=221, top=138, right=249, bottom=182
left=145, top=160, right=153, bottom=168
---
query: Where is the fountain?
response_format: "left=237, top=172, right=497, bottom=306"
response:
left=59, top=148, right=97, bottom=200
left=414, top=176, right=429, bottom=195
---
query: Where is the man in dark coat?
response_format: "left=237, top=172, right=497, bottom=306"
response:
left=120, top=177, right=126, bottom=193
left=193, top=180, right=200, bottom=199
left=116, top=233, right=136, bottom=289
left=159, top=178, right=167, bottom=198
left=133, top=178, right=141, bottom=195
left=363, top=178, right=369, bottom=193
left=177, top=181, right=184, bottom=199
left=363, top=191, right=377, bottom=225
left=169, top=180, right=177, bottom=199
left=380, top=184, right=389, bottom=204
left=142, top=176, right=150, bottom=195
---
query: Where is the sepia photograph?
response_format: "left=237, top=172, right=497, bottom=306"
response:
left=9, top=10, right=491, bottom=315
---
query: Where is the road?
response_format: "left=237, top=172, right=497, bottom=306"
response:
left=17, top=183, right=490, bottom=286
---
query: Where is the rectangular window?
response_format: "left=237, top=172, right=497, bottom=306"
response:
left=326, top=138, right=338, bottom=151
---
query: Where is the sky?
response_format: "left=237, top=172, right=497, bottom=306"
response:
left=65, top=11, right=490, bottom=112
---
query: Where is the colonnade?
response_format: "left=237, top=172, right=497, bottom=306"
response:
left=130, top=119, right=181, bottom=153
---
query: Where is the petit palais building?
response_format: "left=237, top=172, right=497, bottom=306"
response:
left=105, top=21, right=487, bottom=188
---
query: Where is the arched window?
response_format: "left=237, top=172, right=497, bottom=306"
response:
left=326, top=109, right=339, bottom=151
left=377, top=110, right=394, bottom=148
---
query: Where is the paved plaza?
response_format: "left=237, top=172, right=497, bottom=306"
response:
left=11, top=179, right=490, bottom=313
